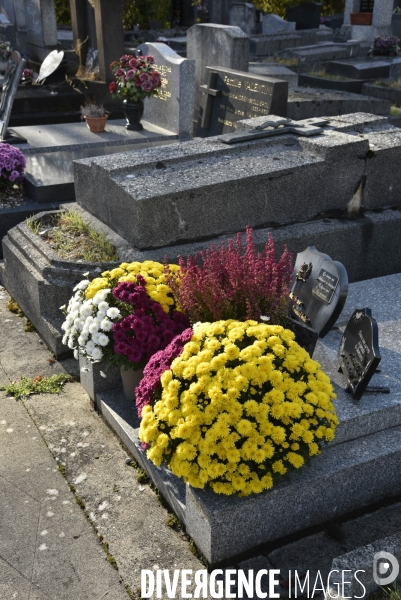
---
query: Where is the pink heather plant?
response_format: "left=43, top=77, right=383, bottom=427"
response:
left=112, top=279, right=190, bottom=370
left=135, top=328, right=193, bottom=418
left=0, top=143, right=26, bottom=187
left=167, top=227, right=293, bottom=326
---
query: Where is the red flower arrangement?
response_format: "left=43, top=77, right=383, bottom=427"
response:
left=109, top=54, right=162, bottom=101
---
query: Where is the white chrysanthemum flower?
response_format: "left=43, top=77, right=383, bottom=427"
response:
left=62, top=334, right=68, bottom=345
left=92, top=346, right=103, bottom=361
left=98, top=301, right=109, bottom=312
left=80, top=303, right=93, bottom=317
left=67, top=338, right=75, bottom=349
left=86, top=340, right=95, bottom=353
left=78, top=280, right=89, bottom=290
left=89, top=323, right=99, bottom=334
left=98, top=333, right=109, bottom=347
left=83, top=271, right=90, bottom=277
left=107, top=307, right=120, bottom=319
left=73, top=349, right=79, bottom=360
left=78, top=335, right=87, bottom=346
left=260, top=315, right=270, bottom=322
left=60, top=304, right=66, bottom=310
left=92, top=332, right=100, bottom=344
left=100, top=318, right=113, bottom=332
left=95, top=315, right=104, bottom=325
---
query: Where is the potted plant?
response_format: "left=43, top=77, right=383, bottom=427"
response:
left=61, top=260, right=187, bottom=400
left=80, top=101, right=109, bottom=133
left=368, top=35, right=400, bottom=57
left=138, top=320, right=338, bottom=496
left=109, top=54, right=162, bottom=131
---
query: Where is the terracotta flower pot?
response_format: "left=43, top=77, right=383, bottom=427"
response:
left=84, top=115, right=108, bottom=133
left=350, top=12, right=373, bottom=25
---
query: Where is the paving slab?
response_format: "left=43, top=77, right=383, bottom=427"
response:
left=0, top=392, right=129, bottom=600
left=0, top=285, right=209, bottom=599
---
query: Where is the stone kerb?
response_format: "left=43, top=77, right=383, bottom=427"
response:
left=186, top=23, right=250, bottom=123
left=137, top=43, right=195, bottom=141
left=0, top=206, right=139, bottom=358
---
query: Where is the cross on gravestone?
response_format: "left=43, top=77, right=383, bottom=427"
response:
left=219, top=116, right=328, bottom=144
left=0, top=51, right=27, bottom=143
left=197, top=66, right=288, bottom=138
left=338, top=307, right=390, bottom=400
left=288, top=246, right=348, bottom=338
left=199, top=73, right=222, bottom=129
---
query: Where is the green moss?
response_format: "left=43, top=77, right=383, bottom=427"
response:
left=102, top=541, right=118, bottom=570
left=7, top=298, right=24, bottom=317
left=390, top=104, right=401, bottom=116
left=1, top=373, right=72, bottom=399
left=136, top=468, right=150, bottom=484
left=58, top=464, right=67, bottom=479
left=166, top=514, right=180, bottom=529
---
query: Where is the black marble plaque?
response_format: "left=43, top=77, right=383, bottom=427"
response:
left=289, top=246, right=348, bottom=338
left=338, top=308, right=381, bottom=400
left=360, top=0, right=374, bottom=12
left=197, top=66, right=288, bottom=138
left=286, top=2, right=322, bottom=30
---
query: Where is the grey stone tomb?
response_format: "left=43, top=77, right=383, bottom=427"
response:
left=286, top=1, right=322, bottom=30
left=186, top=23, right=249, bottom=125
left=262, top=14, right=296, bottom=35
left=289, top=246, right=348, bottom=337
left=137, top=42, right=195, bottom=141
left=0, top=51, right=26, bottom=142
left=229, top=2, right=258, bottom=35
left=197, top=66, right=288, bottom=137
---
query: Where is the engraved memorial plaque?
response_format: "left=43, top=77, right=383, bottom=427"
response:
left=338, top=308, right=381, bottom=400
left=289, top=246, right=348, bottom=337
left=197, top=66, right=288, bottom=138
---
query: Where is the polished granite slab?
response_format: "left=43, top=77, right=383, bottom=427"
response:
left=13, top=119, right=178, bottom=202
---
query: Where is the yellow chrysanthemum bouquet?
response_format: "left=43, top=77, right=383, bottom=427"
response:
left=139, top=320, right=338, bottom=497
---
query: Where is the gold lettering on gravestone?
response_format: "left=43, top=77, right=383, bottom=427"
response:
left=154, top=64, right=172, bottom=101
left=223, top=76, right=242, bottom=88
left=218, top=117, right=234, bottom=127
left=245, top=81, right=270, bottom=95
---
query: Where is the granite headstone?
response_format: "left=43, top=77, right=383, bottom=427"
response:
left=338, top=307, right=385, bottom=400
left=289, top=246, right=348, bottom=337
left=286, top=2, right=322, bottom=30
left=262, top=14, right=296, bottom=35
left=137, top=42, right=195, bottom=141
left=229, top=2, right=258, bottom=35
left=197, top=66, right=288, bottom=137
left=186, top=24, right=250, bottom=126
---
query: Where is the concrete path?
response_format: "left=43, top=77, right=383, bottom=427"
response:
left=0, top=284, right=206, bottom=600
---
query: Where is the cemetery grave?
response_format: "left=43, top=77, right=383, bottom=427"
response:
left=3, top=3, right=401, bottom=581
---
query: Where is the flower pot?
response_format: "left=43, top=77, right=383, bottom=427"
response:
left=123, top=98, right=144, bottom=131
left=350, top=12, right=373, bottom=25
left=84, top=115, right=108, bottom=133
left=120, top=366, right=143, bottom=401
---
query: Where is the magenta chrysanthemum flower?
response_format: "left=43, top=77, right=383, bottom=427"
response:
left=135, top=328, right=193, bottom=417
left=112, top=279, right=190, bottom=373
